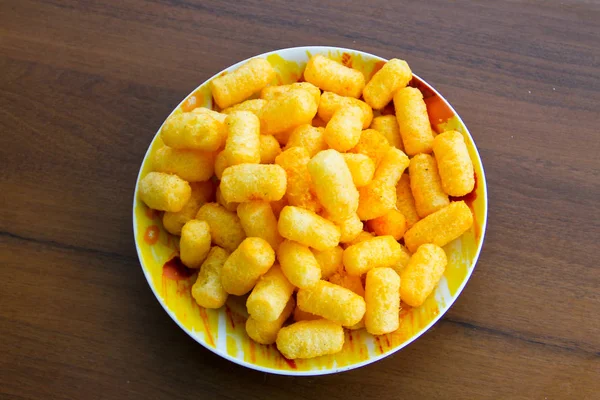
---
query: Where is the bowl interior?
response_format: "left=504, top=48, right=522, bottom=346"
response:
left=133, top=46, right=487, bottom=375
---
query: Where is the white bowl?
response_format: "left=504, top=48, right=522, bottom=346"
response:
left=133, top=46, right=488, bottom=375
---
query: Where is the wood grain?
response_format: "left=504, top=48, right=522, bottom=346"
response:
left=1, top=0, right=599, bottom=398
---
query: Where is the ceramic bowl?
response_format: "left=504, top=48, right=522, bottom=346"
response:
left=133, top=46, right=487, bottom=375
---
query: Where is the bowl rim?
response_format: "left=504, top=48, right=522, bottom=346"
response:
left=132, top=45, right=488, bottom=376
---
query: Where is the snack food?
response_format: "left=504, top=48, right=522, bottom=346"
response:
left=261, top=82, right=321, bottom=105
left=214, top=151, right=228, bottom=180
left=328, top=272, right=365, bottom=297
left=400, top=244, right=447, bottom=307
left=275, top=147, right=322, bottom=213
left=196, top=203, right=245, bottom=252
left=278, top=206, right=340, bottom=251
left=139, top=172, right=191, bottom=212
left=191, top=107, right=227, bottom=123
left=373, top=147, right=409, bottom=186
left=162, top=181, right=214, bottom=235
left=393, top=87, right=434, bottom=155
left=349, top=128, right=390, bottom=167
left=220, top=237, right=276, bottom=296
left=293, top=305, right=320, bottom=323
left=220, top=164, right=287, bottom=203
left=342, top=153, right=375, bottom=188
left=370, top=115, right=403, bottom=151
left=327, top=271, right=366, bottom=331
left=343, top=235, right=403, bottom=276
left=365, top=267, right=401, bottom=335
left=356, top=181, right=396, bottom=221
left=277, top=239, right=322, bottom=289
left=366, top=209, right=407, bottom=240
left=276, top=319, right=345, bottom=359
left=346, top=230, right=375, bottom=247
left=246, top=298, right=295, bottom=345
left=222, top=98, right=267, bottom=117
left=409, top=153, right=450, bottom=218
left=139, top=52, right=480, bottom=360
left=390, top=244, right=412, bottom=275
left=297, top=280, right=366, bottom=327
left=260, top=88, right=318, bottom=135
left=224, top=111, right=261, bottom=166
left=331, top=212, right=363, bottom=244
left=304, top=54, right=365, bottom=98
left=432, top=130, right=475, bottom=196
left=311, top=246, right=344, bottom=280
left=285, top=124, right=327, bottom=157
left=318, top=91, right=373, bottom=128
left=246, top=265, right=295, bottom=321
left=404, top=201, right=473, bottom=253
left=161, top=112, right=226, bottom=152
left=324, top=105, right=363, bottom=152
left=237, top=201, right=283, bottom=251
left=395, top=174, right=420, bottom=228
left=211, top=58, right=276, bottom=109
left=363, top=58, right=412, bottom=110
left=192, top=246, right=230, bottom=309
left=153, top=146, right=215, bottom=182
left=259, top=134, right=282, bottom=164
left=179, top=220, right=211, bottom=268
left=308, top=149, right=359, bottom=221
left=215, top=185, right=238, bottom=212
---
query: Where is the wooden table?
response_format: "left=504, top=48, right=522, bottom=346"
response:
left=1, top=1, right=598, bottom=398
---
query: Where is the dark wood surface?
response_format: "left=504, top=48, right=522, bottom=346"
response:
left=1, top=1, right=599, bottom=398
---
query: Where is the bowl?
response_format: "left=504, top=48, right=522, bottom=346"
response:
left=132, top=46, right=488, bottom=375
